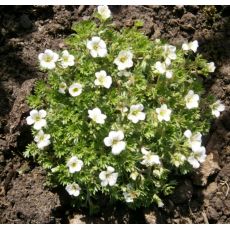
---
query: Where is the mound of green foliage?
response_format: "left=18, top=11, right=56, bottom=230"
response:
left=24, top=6, right=224, bottom=213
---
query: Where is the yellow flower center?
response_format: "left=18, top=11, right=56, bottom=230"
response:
left=131, top=110, right=139, bottom=116
left=34, top=115, right=41, bottom=122
left=160, top=110, right=166, bottom=116
left=98, top=76, right=105, bottom=84
left=120, top=56, right=127, bottom=63
left=93, top=44, right=99, bottom=50
left=44, top=55, right=53, bottom=62
left=63, top=56, right=69, bottom=62
left=39, top=135, right=45, bottom=142
left=73, top=88, right=79, bottom=93
left=71, top=162, right=77, bottom=168
left=112, top=139, right=119, bottom=145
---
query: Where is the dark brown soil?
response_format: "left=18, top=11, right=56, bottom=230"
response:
left=0, top=5, right=230, bottom=224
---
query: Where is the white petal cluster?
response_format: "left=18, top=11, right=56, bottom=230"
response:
left=211, top=100, right=225, bottom=117
left=58, top=82, right=67, bottom=94
left=155, top=39, right=161, bottom=44
left=87, top=36, right=107, bottom=58
left=182, top=40, right=199, bottom=53
left=162, top=44, right=177, bottom=62
left=207, top=62, right=216, bottom=73
left=94, top=70, right=112, bottom=89
left=26, top=109, right=47, bottom=130
left=156, top=104, right=172, bottom=122
left=155, top=61, right=173, bottom=79
left=60, top=50, right=75, bottom=68
left=34, top=130, right=51, bottom=149
left=141, top=147, right=161, bottom=167
left=117, top=70, right=132, bottom=77
left=97, top=5, right=111, bottom=20
left=123, top=184, right=137, bottom=203
left=38, top=49, right=59, bottom=69
left=114, top=50, right=133, bottom=71
left=187, top=146, right=206, bottom=169
left=88, top=108, right=107, bottom=124
left=123, top=191, right=134, bottom=203
left=127, top=104, right=146, bottom=123
left=153, top=194, right=164, bottom=208
left=153, top=167, right=164, bottom=178
left=185, top=90, right=199, bottom=109
left=68, top=83, right=83, bottom=97
left=104, top=131, right=126, bottom=155
left=65, top=183, right=81, bottom=197
left=130, top=171, right=138, bottom=181
left=121, top=106, right=128, bottom=113
left=67, top=156, right=83, bottom=173
left=157, top=200, right=164, bottom=208
left=99, top=166, right=118, bottom=187
left=171, top=153, right=186, bottom=167
left=184, top=130, right=202, bottom=152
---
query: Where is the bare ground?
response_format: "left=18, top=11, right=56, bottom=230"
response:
left=0, top=5, right=230, bottom=223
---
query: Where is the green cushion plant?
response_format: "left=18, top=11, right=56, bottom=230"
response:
left=24, top=5, right=225, bottom=213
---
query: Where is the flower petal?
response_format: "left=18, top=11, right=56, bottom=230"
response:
left=104, top=137, right=112, bottom=147
left=39, top=110, right=47, bottom=118
left=184, top=130, right=192, bottom=138
left=108, top=173, right=118, bottom=186
left=26, top=116, right=34, bottom=125
left=34, top=119, right=47, bottom=130
left=112, top=141, right=126, bottom=155
left=99, top=171, right=106, bottom=180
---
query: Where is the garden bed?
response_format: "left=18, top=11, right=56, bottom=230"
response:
left=0, top=5, right=230, bottom=223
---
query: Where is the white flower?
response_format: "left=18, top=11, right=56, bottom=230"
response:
left=153, top=168, right=164, bottom=178
left=130, top=171, right=138, bottom=181
left=155, top=39, right=161, bottom=44
left=182, top=40, right=199, bottom=53
left=88, top=108, right=107, bottom=124
left=117, top=70, right=132, bottom=77
left=65, top=183, right=81, bottom=197
left=97, top=5, right=111, bottom=20
left=34, top=130, right=51, bottom=149
left=207, top=62, right=216, bottom=73
left=38, top=49, right=59, bottom=69
left=127, top=104, right=146, bottom=123
left=58, top=82, right=67, bottom=94
left=153, top=194, right=164, bottom=208
left=184, top=130, right=202, bottom=152
left=123, top=191, right=134, bottom=203
left=94, top=70, right=112, bottom=89
left=171, top=153, right=186, bottom=167
left=156, top=104, right=172, bottom=122
left=162, top=44, right=177, bottom=61
left=157, top=200, right=164, bottom=208
left=26, top=109, right=47, bottom=130
left=104, top=131, right=126, bottom=155
left=68, top=83, right=82, bottom=97
left=141, top=147, right=161, bottom=167
left=87, top=36, right=107, bottom=58
left=114, top=50, right=133, bottom=71
left=122, top=185, right=138, bottom=203
left=67, top=156, right=83, bottom=173
left=51, top=166, right=59, bottom=173
left=211, top=100, right=225, bottom=117
left=99, top=166, right=118, bottom=187
left=155, top=61, right=173, bottom=79
left=187, top=146, right=206, bottom=169
left=121, top=106, right=128, bottom=113
left=185, top=90, right=199, bottom=109
left=60, top=50, right=74, bottom=68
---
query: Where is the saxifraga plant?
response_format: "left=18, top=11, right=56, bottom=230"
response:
left=24, top=6, right=225, bottom=213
